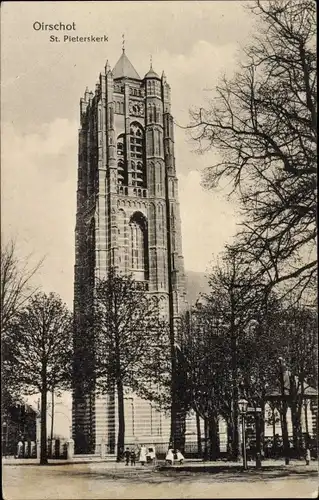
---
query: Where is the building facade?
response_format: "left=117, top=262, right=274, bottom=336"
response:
left=72, top=50, right=187, bottom=454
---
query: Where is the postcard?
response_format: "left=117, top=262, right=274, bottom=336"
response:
left=1, top=1, right=317, bottom=499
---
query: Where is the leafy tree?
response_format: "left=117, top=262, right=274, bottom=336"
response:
left=178, top=306, right=230, bottom=460
left=7, top=292, right=72, bottom=464
left=237, top=297, right=284, bottom=461
left=276, top=303, right=318, bottom=456
left=92, top=268, right=169, bottom=461
left=189, top=0, right=316, bottom=299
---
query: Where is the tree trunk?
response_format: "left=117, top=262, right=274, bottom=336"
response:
left=304, top=401, right=309, bottom=435
left=208, top=414, right=220, bottom=460
left=230, top=330, right=239, bottom=461
left=196, top=412, right=202, bottom=458
left=50, top=389, right=54, bottom=458
left=291, top=399, right=303, bottom=456
left=40, top=379, right=48, bottom=465
left=116, top=379, right=125, bottom=462
left=280, top=403, right=290, bottom=465
left=169, top=353, right=187, bottom=453
left=175, top=406, right=187, bottom=454
left=226, top=418, right=233, bottom=459
left=255, top=410, right=263, bottom=468
left=279, top=363, right=290, bottom=464
left=108, top=385, right=116, bottom=454
left=229, top=399, right=239, bottom=460
left=272, top=405, right=276, bottom=451
left=203, top=417, right=209, bottom=461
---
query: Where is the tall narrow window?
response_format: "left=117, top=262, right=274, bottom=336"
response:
left=129, top=212, right=148, bottom=281
left=117, top=134, right=127, bottom=185
left=154, top=129, right=162, bottom=156
left=130, top=123, right=146, bottom=188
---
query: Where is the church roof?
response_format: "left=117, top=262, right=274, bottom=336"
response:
left=112, top=51, right=140, bottom=80
left=144, top=65, right=160, bottom=79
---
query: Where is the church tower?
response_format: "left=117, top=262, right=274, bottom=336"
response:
left=73, top=50, right=187, bottom=454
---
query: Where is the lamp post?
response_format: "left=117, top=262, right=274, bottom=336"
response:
left=238, top=399, right=248, bottom=470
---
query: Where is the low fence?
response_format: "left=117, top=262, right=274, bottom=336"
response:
left=6, top=439, right=69, bottom=459
left=123, top=438, right=318, bottom=461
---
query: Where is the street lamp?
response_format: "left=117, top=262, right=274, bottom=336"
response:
left=238, top=399, right=248, bottom=470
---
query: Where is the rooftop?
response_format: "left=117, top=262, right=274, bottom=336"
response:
left=112, top=50, right=140, bottom=80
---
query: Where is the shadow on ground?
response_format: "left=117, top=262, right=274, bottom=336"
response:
left=39, top=465, right=317, bottom=485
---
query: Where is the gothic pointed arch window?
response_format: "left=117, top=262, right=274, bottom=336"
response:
left=118, top=209, right=128, bottom=272
left=158, top=163, right=163, bottom=195
left=154, top=128, right=162, bottom=156
left=148, top=104, right=153, bottom=123
left=117, top=134, right=127, bottom=185
left=151, top=81, right=156, bottom=95
left=147, top=129, right=153, bottom=156
left=130, top=123, right=146, bottom=188
left=129, top=211, right=148, bottom=281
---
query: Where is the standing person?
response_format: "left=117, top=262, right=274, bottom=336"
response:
left=17, top=440, right=23, bottom=459
left=130, top=448, right=136, bottom=466
left=165, top=447, right=174, bottom=466
left=124, top=447, right=130, bottom=466
left=305, top=447, right=311, bottom=465
left=139, top=444, right=147, bottom=466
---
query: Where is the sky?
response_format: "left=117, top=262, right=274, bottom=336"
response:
left=1, top=0, right=255, bottom=307
left=1, top=1, right=254, bottom=435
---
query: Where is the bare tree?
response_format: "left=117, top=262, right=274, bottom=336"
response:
left=1, top=239, right=44, bottom=423
left=93, top=268, right=169, bottom=461
left=176, top=251, right=267, bottom=460
left=189, top=0, right=317, bottom=299
left=7, top=292, right=72, bottom=464
left=205, top=251, right=269, bottom=459
left=1, top=239, right=43, bottom=336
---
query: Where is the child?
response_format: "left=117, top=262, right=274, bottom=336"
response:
left=165, top=448, right=174, bottom=466
left=130, top=449, right=136, bottom=466
left=175, top=449, right=184, bottom=465
left=124, top=447, right=130, bottom=466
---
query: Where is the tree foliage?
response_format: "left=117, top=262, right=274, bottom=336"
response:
left=178, top=252, right=317, bottom=459
left=1, top=239, right=43, bottom=422
left=189, top=0, right=317, bottom=299
left=6, top=292, right=72, bottom=464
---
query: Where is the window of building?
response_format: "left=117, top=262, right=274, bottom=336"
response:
left=129, top=212, right=148, bottom=280
left=117, top=134, right=127, bottom=185
left=130, top=123, right=146, bottom=188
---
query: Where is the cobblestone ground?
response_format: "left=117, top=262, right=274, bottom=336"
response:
left=2, top=462, right=318, bottom=499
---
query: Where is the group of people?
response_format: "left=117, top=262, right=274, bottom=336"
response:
left=124, top=444, right=147, bottom=466
left=123, top=444, right=185, bottom=466
left=165, top=448, right=184, bottom=465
